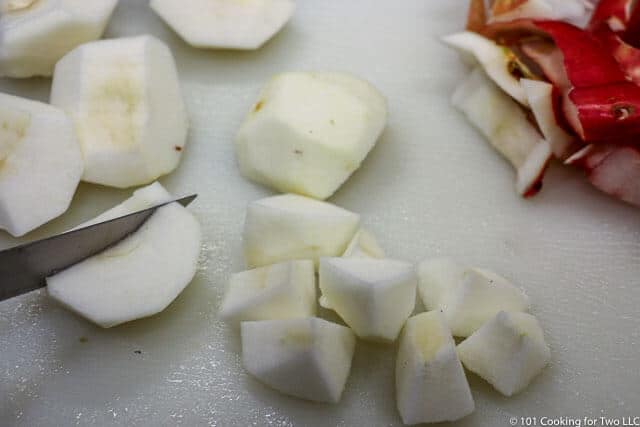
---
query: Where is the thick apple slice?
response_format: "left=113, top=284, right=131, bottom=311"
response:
left=219, top=260, right=316, bottom=326
left=318, top=257, right=416, bottom=343
left=46, top=185, right=201, bottom=328
left=452, top=68, right=552, bottom=197
left=417, top=257, right=467, bottom=311
left=443, top=32, right=531, bottom=106
left=0, top=93, right=83, bottom=237
left=0, top=0, right=118, bottom=78
left=457, top=311, right=551, bottom=396
left=150, top=0, right=294, bottom=50
left=342, top=228, right=384, bottom=259
left=396, top=311, right=475, bottom=425
left=50, top=35, right=188, bottom=188
left=241, top=317, right=356, bottom=403
left=243, top=194, right=360, bottom=269
left=521, top=79, right=575, bottom=159
left=235, top=71, right=387, bottom=200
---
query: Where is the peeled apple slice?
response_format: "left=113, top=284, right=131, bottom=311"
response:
left=241, top=317, right=356, bottom=403
left=50, top=35, right=188, bottom=189
left=46, top=184, right=201, bottom=328
left=243, top=193, right=360, bottom=269
left=452, top=68, right=552, bottom=197
left=0, top=93, right=83, bottom=237
left=396, top=311, right=475, bottom=425
left=0, top=0, right=118, bottom=78
left=150, top=0, right=294, bottom=50
left=417, top=258, right=467, bottom=311
left=219, top=260, right=316, bottom=326
left=235, top=71, right=387, bottom=200
left=521, top=79, right=575, bottom=159
left=442, top=32, right=530, bottom=106
left=457, top=311, right=551, bottom=396
left=342, top=229, right=384, bottom=259
left=318, top=257, right=417, bottom=343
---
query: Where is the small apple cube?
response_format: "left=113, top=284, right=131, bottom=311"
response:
left=235, top=71, right=387, bottom=200
left=219, top=260, right=316, bottom=326
left=342, top=228, right=384, bottom=259
left=241, top=317, right=356, bottom=403
left=243, top=193, right=360, bottom=269
left=319, top=257, right=417, bottom=343
left=396, top=311, right=475, bottom=425
left=0, top=0, right=118, bottom=78
left=457, top=311, right=551, bottom=396
left=417, top=257, right=466, bottom=311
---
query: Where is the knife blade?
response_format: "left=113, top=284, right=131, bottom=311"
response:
left=0, top=194, right=197, bottom=302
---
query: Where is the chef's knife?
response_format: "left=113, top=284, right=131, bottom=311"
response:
left=0, top=194, right=197, bottom=302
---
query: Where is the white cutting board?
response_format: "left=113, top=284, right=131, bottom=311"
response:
left=1, top=1, right=639, bottom=425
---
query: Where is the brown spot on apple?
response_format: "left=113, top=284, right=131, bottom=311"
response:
left=253, top=100, right=264, bottom=113
left=174, top=146, right=182, bottom=151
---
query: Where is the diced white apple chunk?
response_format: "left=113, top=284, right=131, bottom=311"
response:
left=417, top=257, right=466, bottom=311
left=0, top=93, right=83, bottom=237
left=235, top=72, right=387, bottom=200
left=457, top=311, right=551, bottom=396
left=452, top=68, right=552, bottom=196
left=319, top=257, right=416, bottom=343
left=241, top=317, right=356, bottom=403
left=0, top=0, right=118, bottom=78
left=521, top=79, right=574, bottom=159
left=342, top=228, right=384, bottom=259
left=396, top=311, right=474, bottom=425
left=150, top=0, right=294, bottom=50
left=219, top=260, right=316, bottom=326
left=243, top=193, right=360, bottom=269
left=443, top=32, right=530, bottom=106
left=46, top=195, right=201, bottom=328
left=50, top=35, right=188, bottom=188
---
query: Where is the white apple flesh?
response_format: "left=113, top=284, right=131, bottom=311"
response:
left=0, top=92, right=83, bottom=237
left=46, top=184, right=201, bottom=328
left=489, top=0, right=590, bottom=28
left=417, top=257, right=467, bottom=311
left=452, top=68, right=552, bottom=196
left=150, top=0, right=295, bottom=50
left=318, top=257, right=417, bottom=343
left=457, top=311, right=551, bottom=396
left=342, top=228, right=384, bottom=259
left=396, top=311, right=475, bottom=425
left=241, top=317, right=356, bottom=403
left=235, top=72, right=387, bottom=200
left=243, top=193, right=360, bottom=269
left=0, top=0, right=118, bottom=78
left=219, top=260, right=316, bottom=326
left=50, top=35, right=188, bottom=188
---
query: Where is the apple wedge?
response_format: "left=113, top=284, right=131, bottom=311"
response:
left=396, top=311, right=475, bottom=425
left=50, top=35, right=188, bottom=188
left=318, top=257, right=416, bottom=343
left=46, top=183, right=201, bottom=328
left=241, top=317, right=356, bottom=403
left=0, top=93, right=83, bottom=237
left=457, top=311, right=551, bottom=396
left=243, top=193, right=360, bottom=269
left=341, top=228, right=384, bottom=259
left=150, top=0, right=295, bottom=50
left=452, top=68, right=552, bottom=197
left=219, top=260, right=316, bottom=326
left=0, top=0, right=118, bottom=78
left=235, top=72, right=387, bottom=200
left=417, top=257, right=467, bottom=311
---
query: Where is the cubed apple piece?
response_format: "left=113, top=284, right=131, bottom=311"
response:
left=50, top=35, right=188, bottom=188
left=235, top=72, right=387, bottom=200
left=0, top=93, right=83, bottom=237
left=417, top=257, right=467, bottom=311
left=342, top=228, right=384, bottom=259
left=396, top=311, right=475, bottom=425
left=241, top=317, right=356, bottom=403
left=219, top=260, right=316, bottom=326
left=457, top=311, right=551, bottom=396
left=150, top=0, right=294, bottom=50
left=0, top=0, right=118, bottom=78
left=452, top=68, right=552, bottom=197
left=319, top=258, right=416, bottom=343
left=46, top=188, right=201, bottom=328
left=243, top=193, right=360, bottom=269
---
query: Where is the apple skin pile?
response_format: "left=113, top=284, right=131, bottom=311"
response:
left=447, top=0, right=640, bottom=207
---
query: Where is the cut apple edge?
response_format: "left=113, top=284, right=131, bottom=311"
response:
left=517, top=139, right=552, bottom=197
